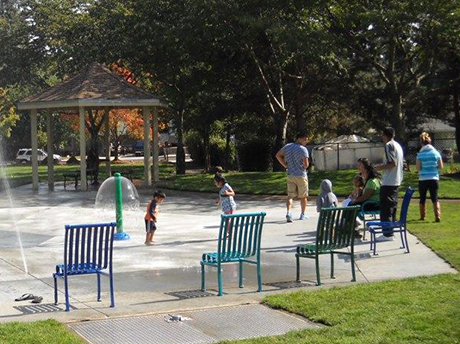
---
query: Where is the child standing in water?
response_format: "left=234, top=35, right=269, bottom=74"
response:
left=144, top=191, right=166, bottom=245
left=214, top=173, right=236, bottom=214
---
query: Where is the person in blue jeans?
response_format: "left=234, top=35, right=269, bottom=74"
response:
left=416, top=132, right=443, bottom=222
left=275, top=131, right=310, bottom=223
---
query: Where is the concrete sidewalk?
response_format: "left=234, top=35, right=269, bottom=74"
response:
left=0, top=183, right=455, bottom=324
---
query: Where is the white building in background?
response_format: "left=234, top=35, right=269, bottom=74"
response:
left=312, top=135, right=384, bottom=171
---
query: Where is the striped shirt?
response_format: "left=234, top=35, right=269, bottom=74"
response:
left=281, top=143, right=309, bottom=177
left=417, top=145, right=442, bottom=181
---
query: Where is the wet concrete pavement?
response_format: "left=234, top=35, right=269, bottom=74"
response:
left=0, top=183, right=456, bottom=323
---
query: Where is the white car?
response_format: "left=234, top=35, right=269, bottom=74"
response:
left=16, top=149, right=61, bottom=164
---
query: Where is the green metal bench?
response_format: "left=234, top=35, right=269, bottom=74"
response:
left=296, top=206, right=360, bottom=285
left=200, top=212, right=266, bottom=296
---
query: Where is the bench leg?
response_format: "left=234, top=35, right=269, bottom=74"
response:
left=330, top=253, right=335, bottom=279
left=238, top=261, right=244, bottom=288
left=256, top=260, right=262, bottom=293
left=351, top=250, right=356, bottom=282
left=295, top=254, right=300, bottom=282
left=64, top=274, right=70, bottom=312
left=200, top=262, right=206, bottom=292
left=217, top=264, right=223, bottom=296
left=97, top=273, right=101, bottom=302
left=315, top=255, right=321, bottom=286
left=403, top=228, right=410, bottom=253
left=53, top=274, right=58, bottom=305
left=108, top=270, right=115, bottom=307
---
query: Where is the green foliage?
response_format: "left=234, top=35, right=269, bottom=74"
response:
left=0, top=88, right=19, bottom=139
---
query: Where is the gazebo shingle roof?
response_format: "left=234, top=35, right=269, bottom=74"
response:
left=17, top=62, right=166, bottom=110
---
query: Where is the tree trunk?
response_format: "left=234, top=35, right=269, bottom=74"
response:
left=175, top=110, right=186, bottom=174
left=453, top=84, right=460, bottom=156
left=272, top=110, right=289, bottom=171
left=114, top=141, right=119, bottom=161
left=203, top=124, right=211, bottom=172
left=390, top=93, right=406, bottom=142
left=223, top=114, right=234, bottom=172
left=87, top=127, right=100, bottom=185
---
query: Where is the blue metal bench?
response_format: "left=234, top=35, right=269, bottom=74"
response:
left=53, top=222, right=116, bottom=311
left=201, top=212, right=266, bottom=296
left=296, top=206, right=360, bottom=285
left=366, top=187, right=414, bottom=255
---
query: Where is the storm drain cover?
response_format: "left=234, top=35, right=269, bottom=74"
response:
left=265, top=281, right=313, bottom=289
left=165, top=290, right=213, bottom=300
left=69, top=304, right=320, bottom=344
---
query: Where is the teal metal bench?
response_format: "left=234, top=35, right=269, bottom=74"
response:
left=200, top=212, right=266, bottom=296
left=358, top=201, right=380, bottom=240
left=296, top=206, right=360, bottom=285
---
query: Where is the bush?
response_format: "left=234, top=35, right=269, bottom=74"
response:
left=185, top=131, right=237, bottom=169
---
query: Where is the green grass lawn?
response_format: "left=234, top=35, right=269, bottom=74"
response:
left=2, top=162, right=460, bottom=198
left=0, top=162, right=175, bottom=189
left=0, top=320, right=83, bottom=344
left=407, top=202, right=460, bottom=269
left=162, top=167, right=460, bottom=198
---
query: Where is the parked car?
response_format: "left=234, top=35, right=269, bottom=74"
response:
left=16, top=149, right=61, bottom=164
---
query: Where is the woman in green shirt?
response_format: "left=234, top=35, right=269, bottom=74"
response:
left=351, top=158, right=381, bottom=207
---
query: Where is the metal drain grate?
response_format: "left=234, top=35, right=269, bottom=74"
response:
left=165, top=290, right=214, bottom=300
left=69, top=304, right=319, bottom=344
left=264, top=281, right=312, bottom=289
left=14, top=304, right=75, bottom=315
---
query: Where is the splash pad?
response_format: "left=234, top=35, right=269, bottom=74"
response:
left=95, top=173, right=140, bottom=240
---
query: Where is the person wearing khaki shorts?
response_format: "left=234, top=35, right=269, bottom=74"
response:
left=276, top=132, right=310, bottom=222
left=287, top=176, right=309, bottom=199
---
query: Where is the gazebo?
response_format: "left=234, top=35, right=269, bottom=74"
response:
left=17, top=62, right=167, bottom=191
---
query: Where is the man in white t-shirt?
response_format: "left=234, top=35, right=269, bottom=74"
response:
left=375, top=127, right=404, bottom=240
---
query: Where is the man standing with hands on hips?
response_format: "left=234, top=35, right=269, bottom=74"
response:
left=275, top=131, right=310, bottom=223
left=375, top=127, right=404, bottom=240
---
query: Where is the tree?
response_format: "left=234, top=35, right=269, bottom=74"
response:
left=323, top=0, right=460, bottom=141
left=0, top=87, right=19, bottom=139
left=109, top=109, right=143, bottom=161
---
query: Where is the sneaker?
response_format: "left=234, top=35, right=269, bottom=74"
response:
left=299, top=213, right=309, bottom=220
left=376, top=235, right=395, bottom=242
left=286, top=213, right=293, bottom=223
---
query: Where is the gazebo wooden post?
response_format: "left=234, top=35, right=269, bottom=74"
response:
left=104, top=107, right=111, bottom=178
left=79, top=107, right=87, bottom=190
left=46, top=111, right=54, bottom=191
left=152, top=107, right=160, bottom=183
left=30, top=109, right=39, bottom=190
left=143, top=106, right=152, bottom=186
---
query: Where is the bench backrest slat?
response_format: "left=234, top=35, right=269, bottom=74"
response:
left=64, top=223, right=116, bottom=272
left=217, top=212, right=266, bottom=262
left=316, top=206, right=360, bottom=250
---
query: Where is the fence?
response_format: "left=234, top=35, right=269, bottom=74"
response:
left=309, top=136, right=459, bottom=171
